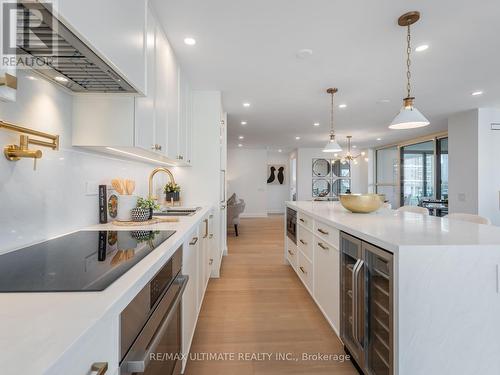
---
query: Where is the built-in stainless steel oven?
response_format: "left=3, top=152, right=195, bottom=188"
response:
left=120, top=246, right=188, bottom=375
left=286, top=207, right=297, bottom=244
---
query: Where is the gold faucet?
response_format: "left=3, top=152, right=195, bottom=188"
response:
left=148, top=167, right=176, bottom=200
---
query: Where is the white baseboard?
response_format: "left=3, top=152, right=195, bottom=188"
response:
left=239, top=213, right=268, bottom=218
left=267, top=209, right=285, bottom=215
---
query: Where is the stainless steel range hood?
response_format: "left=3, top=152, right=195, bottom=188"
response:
left=15, top=3, right=136, bottom=93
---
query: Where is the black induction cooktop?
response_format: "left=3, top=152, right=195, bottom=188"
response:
left=0, top=230, right=175, bottom=292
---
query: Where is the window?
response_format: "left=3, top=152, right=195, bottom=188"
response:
left=400, top=140, right=435, bottom=206
left=437, top=138, right=448, bottom=200
left=375, top=146, right=399, bottom=208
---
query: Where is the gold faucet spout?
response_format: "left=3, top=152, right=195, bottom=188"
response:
left=148, top=167, right=176, bottom=200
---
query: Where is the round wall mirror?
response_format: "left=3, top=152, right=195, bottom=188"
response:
left=332, top=160, right=350, bottom=178
left=312, top=159, right=331, bottom=177
left=312, top=179, right=331, bottom=197
left=332, top=179, right=351, bottom=196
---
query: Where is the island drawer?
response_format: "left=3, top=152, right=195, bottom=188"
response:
left=297, top=212, right=313, bottom=230
left=286, top=238, right=298, bottom=268
left=314, top=220, right=340, bottom=248
left=297, top=226, right=313, bottom=260
left=297, top=251, right=313, bottom=292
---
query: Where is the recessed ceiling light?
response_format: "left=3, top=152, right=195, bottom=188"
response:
left=184, top=37, right=196, bottom=46
left=278, top=149, right=282, bottom=153
left=243, top=102, right=251, bottom=107
left=26, top=75, right=37, bottom=81
left=338, top=104, right=347, bottom=109
left=377, top=99, right=391, bottom=104
left=238, top=143, right=243, bottom=147
left=352, top=145, right=357, bottom=149
left=415, top=44, right=429, bottom=52
left=54, top=76, right=68, bottom=82
left=238, top=135, right=244, bottom=139
left=296, top=48, right=313, bottom=59
left=376, top=137, right=382, bottom=141
left=295, top=136, right=301, bottom=140
left=313, top=122, right=320, bottom=127
left=471, top=91, right=483, bottom=96
left=241, top=121, right=247, bottom=125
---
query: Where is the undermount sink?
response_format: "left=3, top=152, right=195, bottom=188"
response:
left=153, top=207, right=201, bottom=217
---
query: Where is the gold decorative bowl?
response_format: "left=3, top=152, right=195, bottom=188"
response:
left=339, top=194, right=383, bottom=213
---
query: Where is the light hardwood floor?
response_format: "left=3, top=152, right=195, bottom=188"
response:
left=184, top=215, right=358, bottom=375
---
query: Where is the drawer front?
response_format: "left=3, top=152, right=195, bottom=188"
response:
left=286, top=238, right=298, bottom=268
left=297, top=226, right=313, bottom=261
left=313, top=240, right=340, bottom=331
left=314, top=220, right=340, bottom=248
left=298, top=212, right=313, bottom=230
left=298, top=251, right=313, bottom=292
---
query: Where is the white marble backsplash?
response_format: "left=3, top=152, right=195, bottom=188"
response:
left=0, top=70, right=171, bottom=252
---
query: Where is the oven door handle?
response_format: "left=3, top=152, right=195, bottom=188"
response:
left=121, top=275, right=188, bottom=373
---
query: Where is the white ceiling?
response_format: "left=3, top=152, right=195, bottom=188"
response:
left=153, top=0, right=500, bottom=151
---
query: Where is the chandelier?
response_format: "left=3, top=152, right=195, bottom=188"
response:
left=334, top=136, right=369, bottom=165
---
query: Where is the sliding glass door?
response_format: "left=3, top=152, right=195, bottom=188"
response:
left=400, top=141, right=435, bottom=206
left=375, top=135, right=448, bottom=211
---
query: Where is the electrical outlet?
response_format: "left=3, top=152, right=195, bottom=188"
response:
left=85, top=181, right=99, bottom=196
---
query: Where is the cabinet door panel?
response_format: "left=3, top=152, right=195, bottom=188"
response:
left=182, top=229, right=199, bottom=357
left=134, top=8, right=156, bottom=151
left=166, top=47, right=180, bottom=160
left=154, top=28, right=169, bottom=154
left=314, top=238, right=340, bottom=331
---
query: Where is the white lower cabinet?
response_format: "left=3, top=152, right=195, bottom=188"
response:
left=46, top=314, right=119, bottom=375
left=182, top=213, right=212, bottom=372
left=313, top=237, right=340, bottom=333
left=182, top=227, right=200, bottom=366
left=288, top=211, right=341, bottom=334
left=286, top=238, right=298, bottom=268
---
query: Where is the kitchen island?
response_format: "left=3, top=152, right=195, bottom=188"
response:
left=0, top=206, right=216, bottom=375
left=286, top=200, right=500, bottom=375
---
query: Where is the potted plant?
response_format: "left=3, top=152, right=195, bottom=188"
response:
left=164, top=182, right=181, bottom=202
left=136, top=197, right=160, bottom=220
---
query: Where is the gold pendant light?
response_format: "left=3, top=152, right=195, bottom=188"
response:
left=389, top=11, right=430, bottom=130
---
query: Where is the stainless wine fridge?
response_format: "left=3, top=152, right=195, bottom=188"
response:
left=340, top=232, right=394, bottom=375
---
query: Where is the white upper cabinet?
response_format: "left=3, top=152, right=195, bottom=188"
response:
left=134, top=8, right=156, bottom=151
left=72, top=4, right=192, bottom=166
left=55, top=0, right=147, bottom=94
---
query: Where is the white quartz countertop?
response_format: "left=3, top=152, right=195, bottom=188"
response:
left=287, top=201, right=500, bottom=252
left=0, top=206, right=211, bottom=375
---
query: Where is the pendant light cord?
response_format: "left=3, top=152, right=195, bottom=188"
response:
left=330, top=91, right=334, bottom=137
left=406, top=24, right=412, bottom=98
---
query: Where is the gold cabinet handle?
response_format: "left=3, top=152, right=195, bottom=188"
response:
left=299, top=239, right=307, bottom=245
left=288, top=249, right=294, bottom=256
left=209, top=234, right=214, bottom=239
left=317, top=228, right=329, bottom=235
left=209, top=258, right=214, bottom=265
left=91, top=362, right=108, bottom=375
left=189, top=237, right=198, bottom=246
left=318, top=242, right=329, bottom=250
left=203, top=219, right=209, bottom=238
left=299, top=218, right=305, bottom=223
left=299, top=266, right=307, bottom=274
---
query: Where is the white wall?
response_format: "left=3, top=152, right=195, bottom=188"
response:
left=226, top=148, right=290, bottom=216
left=0, top=71, right=156, bottom=252
left=448, top=110, right=479, bottom=215
left=227, top=148, right=268, bottom=217
left=448, top=108, right=500, bottom=225
left=296, top=148, right=369, bottom=201
left=477, top=108, right=500, bottom=225
left=266, top=151, right=289, bottom=214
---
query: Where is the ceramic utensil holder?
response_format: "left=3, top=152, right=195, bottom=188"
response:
left=117, top=195, right=138, bottom=221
